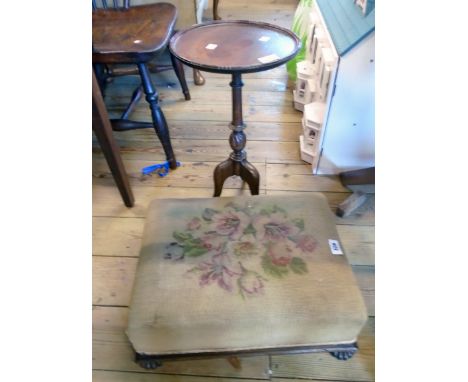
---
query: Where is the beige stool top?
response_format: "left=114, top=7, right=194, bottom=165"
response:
left=127, top=194, right=367, bottom=355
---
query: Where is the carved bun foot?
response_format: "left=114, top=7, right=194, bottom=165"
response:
left=135, top=353, right=163, bottom=369
left=138, top=358, right=162, bottom=369
left=193, top=69, right=205, bottom=86
left=329, top=349, right=357, bottom=361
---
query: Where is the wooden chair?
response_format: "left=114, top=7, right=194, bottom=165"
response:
left=93, top=0, right=188, bottom=169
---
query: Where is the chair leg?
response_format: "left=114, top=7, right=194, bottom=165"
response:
left=121, top=85, right=143, bottom=120
left=170, top=53, right=191, bottom=100
left=93, top=63, right=108, bottom=95
left=137, top=63, right=178, bottom=170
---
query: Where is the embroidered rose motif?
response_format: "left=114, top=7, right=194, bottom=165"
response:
left=211, top=208, right=250, bottom=240
left=169, top=202, right=317, bottom=298
left=266, top=241, right=294, bottom=266
left=200, top=232, right=227, bottom=255
left=187, top=217, right=201, bottom=231
left=253, top=213, right=300, bottom=242
left=293, top=234, right=318, bottom=253
left=237, top=265, right=266, bottom=298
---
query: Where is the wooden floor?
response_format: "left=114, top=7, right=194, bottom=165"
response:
left=92, top=1, right=375, bottom=381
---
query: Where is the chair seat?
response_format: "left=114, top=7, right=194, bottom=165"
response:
left=127, top=194, right=367, bottom=356
left=92, top=3, right=177, bottom=64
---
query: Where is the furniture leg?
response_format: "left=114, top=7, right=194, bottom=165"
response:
left=336, top=167, right=374, bottom=217
left=138, top=63, right=178, bottom=169
left=133, top=342, right=358, bottom=370
left=339, top=167, right=375, bottom=186
left=93, top=63, right=108, bottom=95
left=121, top=85, right=143, bottom=120
left=170, top=53, right=191, bottom=100
left=193, top=68, right=206, bottom=85
left=329, top=348, right=357, bottom=360
left=239, top=159, right=260, bottom=195
left=92, top=70, right=134, bottom=207
left=213, top=73, right=259, bottom=196
left=135, top=353, right=162, bottom=369
left=213, top=159, right=234, bottom=197
left=226, top=356, right=242, bottom=370
left=213, top=0, right=221, bottom=20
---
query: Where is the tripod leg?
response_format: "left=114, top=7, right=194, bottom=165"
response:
left=239, top=160, right=260, bottom=195
left=213, top=159, right=234, bottom=197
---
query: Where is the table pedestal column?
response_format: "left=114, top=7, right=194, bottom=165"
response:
left=213, top=73, right=260, bottom=197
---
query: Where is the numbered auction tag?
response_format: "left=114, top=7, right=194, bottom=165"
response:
left=205, top=43, right=218, bottom=50
left=328, top=239, right=344, bottom=255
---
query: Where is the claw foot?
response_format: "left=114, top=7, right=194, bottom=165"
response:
left=329, top=349, right=357, bottom=361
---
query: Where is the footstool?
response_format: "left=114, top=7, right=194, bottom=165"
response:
left=127, top=194, right=367, bottom=368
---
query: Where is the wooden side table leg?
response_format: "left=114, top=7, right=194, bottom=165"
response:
left=193, top=69, right=206, bottom=86
left=213, top=0, right=221, bottom=20
left=213, top=159, right=234, bottom=197
left=239, top=159, right=260, bottom=195
left=213, top=73, right=260, bottom=196
left=92, top=70, right=134, bottom=208
left=170, top=53, right=191, bottom=100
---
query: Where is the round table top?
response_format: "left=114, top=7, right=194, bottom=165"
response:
left=169, top=20, right=300, bottom=74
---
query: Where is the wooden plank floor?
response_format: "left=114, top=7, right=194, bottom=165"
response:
left=92, top=1, right=375, bottom=381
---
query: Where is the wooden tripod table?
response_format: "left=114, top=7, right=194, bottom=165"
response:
left=170, top=21, right=300, bottom=196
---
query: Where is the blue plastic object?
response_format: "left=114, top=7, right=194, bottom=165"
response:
left=142, top=161, right=181, bottom=177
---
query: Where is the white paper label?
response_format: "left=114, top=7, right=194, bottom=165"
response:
left=328, top=239, right=344, bottom=255
left=205, top=43, right=218, bottom=50
left=258, top=36, right=271, bottom=42
left=257, top=54, right=280, bottom=63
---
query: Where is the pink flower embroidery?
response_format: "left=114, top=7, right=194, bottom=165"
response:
left=238, top=269, right=265, bottom=297
left=266, top=241, right=295, bottom=266
left=253, top=213, right=300, bottom=242
left=294, top=234, right=318, bottom=253
left=172, top=202, right=312, bottom=299
left=211, top=209, right=250, bottom=240
left=187, top=217, right=201, bottom=231
left=197, top=255, right=240, bottom=292
left=200, top=233, right=227, bottom=255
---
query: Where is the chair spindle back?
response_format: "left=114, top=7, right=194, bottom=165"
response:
left=92, top=0, right=130, bottom=10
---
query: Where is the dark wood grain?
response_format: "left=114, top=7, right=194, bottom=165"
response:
left=169, top=20, right=300, bottom=74
left=93, top=2, right=185, bottom=167
left=92, top=3, right=177, bottom=64
left=213, top=0, right=220, bottom=20
left=135, top=342, right=359, bottom=369
left=92, top=70, right=134, bottom=207
left=170, top=21, right=299, bottom=196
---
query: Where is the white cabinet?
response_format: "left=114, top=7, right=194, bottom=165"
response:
left=294, top=0, right=375, bottom=175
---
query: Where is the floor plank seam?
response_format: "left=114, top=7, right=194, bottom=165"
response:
left=92, top=254, right=139, bottom=259
left=93, top=368, right=270, bottom=381
left=93, top=304, right=129, bottom=308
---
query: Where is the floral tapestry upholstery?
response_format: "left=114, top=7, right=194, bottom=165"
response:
left=127, top=194, right=367, bottom=355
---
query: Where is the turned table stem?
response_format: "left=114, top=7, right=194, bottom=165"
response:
left=229, top=73, right=246, bottom=161
left=213, top=73, right=260, bottom=197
